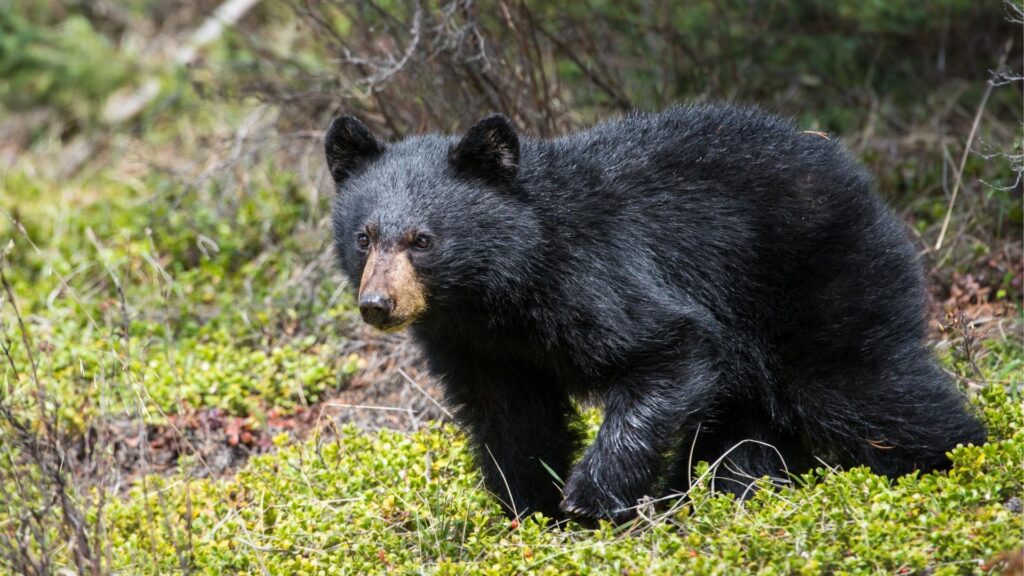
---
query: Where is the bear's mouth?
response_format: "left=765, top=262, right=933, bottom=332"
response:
left=370, top=316, right=416, bottom=333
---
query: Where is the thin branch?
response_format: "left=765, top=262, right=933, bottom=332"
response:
left=934, top=39, right=1013, bottom=250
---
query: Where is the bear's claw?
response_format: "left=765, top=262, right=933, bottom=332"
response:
left=560, top=472, right=637, bottom=526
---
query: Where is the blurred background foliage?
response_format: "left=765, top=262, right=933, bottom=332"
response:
left=0, top=1, right=1017, bottom=127
left=1, top=0, right=1020, bottom=259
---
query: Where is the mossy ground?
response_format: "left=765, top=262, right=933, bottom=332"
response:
left=100, top=383, right=1023, bottom=575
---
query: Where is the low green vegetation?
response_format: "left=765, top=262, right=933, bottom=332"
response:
left=1, top=170, right=357, bottom=428
left=102, top=383, right=1023, bottom=575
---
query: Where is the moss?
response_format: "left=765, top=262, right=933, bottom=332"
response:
left=132, top=330, right=346, bottom=418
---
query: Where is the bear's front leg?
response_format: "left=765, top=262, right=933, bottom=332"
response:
left=444, top=370, right=583, bottom=521
left=561, top=354, right=720, bottom=524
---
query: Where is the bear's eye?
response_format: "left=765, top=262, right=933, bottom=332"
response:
left=355, top=233, right=370, bottom=250
left=412, top=234, right=433, bottom=251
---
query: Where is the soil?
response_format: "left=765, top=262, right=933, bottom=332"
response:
left=73, top=330, right=447, bottom=486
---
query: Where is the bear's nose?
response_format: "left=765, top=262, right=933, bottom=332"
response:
left=359, top=293, right=395, bottom=327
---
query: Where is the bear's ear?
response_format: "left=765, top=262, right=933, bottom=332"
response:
left=449, top=114, right=520, bottom=183
left=324, top=115, right=385, bottom=187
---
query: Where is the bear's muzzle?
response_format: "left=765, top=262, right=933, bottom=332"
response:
left=357, top=248, right=427, bottom=331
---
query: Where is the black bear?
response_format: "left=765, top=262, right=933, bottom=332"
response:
left=324, top=105, right=986, bottom=524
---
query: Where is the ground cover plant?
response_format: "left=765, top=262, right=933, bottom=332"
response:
left=0, top=1, right=1021, bottom=574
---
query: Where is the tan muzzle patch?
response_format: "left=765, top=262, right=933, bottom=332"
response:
left=358, top=248, right=427, bottom=331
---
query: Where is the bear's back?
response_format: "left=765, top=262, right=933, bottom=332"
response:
left=512, top=105, right=924, bottom=371
left=548, top=104, right=869, bottom=206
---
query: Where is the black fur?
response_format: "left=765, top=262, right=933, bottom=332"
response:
left=326, top=105, right=986, bottom=524
left=325, top=115, right=385, bottom=184
left=448, top=113, right=521, bottom=182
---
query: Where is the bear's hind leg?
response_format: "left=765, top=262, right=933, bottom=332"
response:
left=666, top=403, right=809, bottom=499
left=797, top=357, right=986, bottom=478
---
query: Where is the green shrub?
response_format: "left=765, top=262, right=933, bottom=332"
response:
left=98, top=375, right=1023, bottom=575
left=0, top=10, right=134, bottom=124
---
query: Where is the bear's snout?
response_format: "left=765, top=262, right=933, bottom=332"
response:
left=359, top=293, right=395, bottom=327
left=357, top=248, right=427, bottom=331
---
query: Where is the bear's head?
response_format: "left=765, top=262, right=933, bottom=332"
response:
left=325, top=114, right=538, bottom=332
